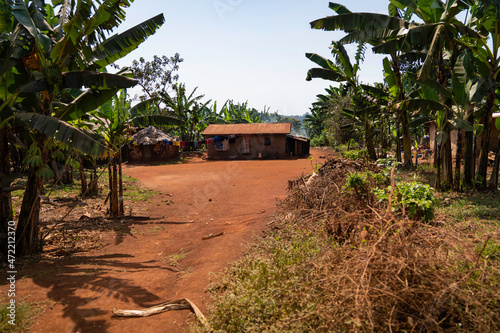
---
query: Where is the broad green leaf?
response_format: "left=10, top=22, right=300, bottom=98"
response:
left=470, top=78, right=490, bottom=103
left=383, top=57, right=400, bottom=98
left=20, top=71, right=138, bottom=93
left=16, top=112, right=108, bottom=157
left=310, top=13, right=412, bottom=33
left=306, top=68, right=345, bottom=82
left=407, top=114, right=431, bottom=128
left=448, top=117, right=473, bottom=131
left=91, top=14, right=165, bottom=69
left=328, top=2, right=352, bottom=15
left=436, top=131, right=448, bottom=145
left=403, top=98, right=444, bottom=115
left=305, top=53, right=335, bottom=70
left=55, top=88, right=121, bottom=121
left=128, top=98, right=160, bottom=118
left=407, top=72, right=451, bottom=100
left=436, top=108, right=446, bottom=129
left=129, top=115, right=183, bottom=128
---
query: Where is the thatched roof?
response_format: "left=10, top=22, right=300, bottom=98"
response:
left=131, top=126, right=179, bottom=145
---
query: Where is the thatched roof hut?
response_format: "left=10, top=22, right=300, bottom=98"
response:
left=127, top=126, right=179, bottom=162
left=131, top=126, right=179, bottom=145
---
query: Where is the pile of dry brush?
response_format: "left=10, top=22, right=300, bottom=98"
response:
left=276, top=157, right=500, bottom=332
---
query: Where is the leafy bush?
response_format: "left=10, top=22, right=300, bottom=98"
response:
left=310, top=131, right=330, bottom=147
left=375, top=181, right=439, bottom=222
left=344, top=171, right=389, bottom=203
left=344, top=172, right=370, bottom=200
left=341, top=149, right=367, bottom=160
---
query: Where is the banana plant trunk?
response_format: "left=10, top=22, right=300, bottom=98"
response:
left=435, top=143, right=442, bottom=190
left=365, top=120, right=377, bottom=160
left=109, top=157, right=118, bottom=217
left=0, top=129, right=13, bottom=257
left=391, top=55, right=412, bottom=169
left=396, top=125, right=402, bottom=164
left=464, top=106, right=475, bottom=187
left=442, top=124, right=453, bottom=189
left=118, top=150, right=124, bottom=215
left=477, top=84, right=495, bottom=188
left=79, top=156, right=87, bottom=196
left=401, top=109, right=413, bottom=169
left=108, top=155, right=123, bottom=218
left=454, top=130, right=463, bottom=191
left=488, top=135, right=500, bottom=189
left=15, top=143, right=48, bottom=256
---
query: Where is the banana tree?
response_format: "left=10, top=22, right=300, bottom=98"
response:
left=462, top=0, right=500, bottom=189
left=310, top=1, right=481, bottom=170
left=6, top=0, right=165, bottom=255
left=92, top=89, right=182, bottom=217
left=306, top=41, right=378, bottom=160
left=162, top=83, right=210, bottom=143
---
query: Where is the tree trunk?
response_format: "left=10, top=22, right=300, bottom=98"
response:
left=0, top=129, right=13, bottom=258
left=464, top=106, right=474, bottom=187
left=118, top=150, right=124, bottom=216
left=477, top=86, right=495, bottom=188
left=401, top=109, right=413, bottom=169
left=15, top=154, right=45, bottom=256
left=365, top=120, right=377, bottom=160
left=442, top=125, right=453, bottom=189
left=391, top=54, right=412, bottom=169
left=79, top=157, right=87, bottom=196
left=488, top=135, right=500, bottom=189
left=396, top=125, right=402, bottom=164
left=435, top=143, right=442, bottom=190
left=454, top=130, right=463, bottom=191
left=433, top=133, right=439, bottom=168
left=109, top=156, right=119, bottom=217
left=61, top=164, right=73, bottom=185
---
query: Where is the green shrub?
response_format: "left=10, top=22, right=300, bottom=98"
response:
left=343, top=171, right=389, bottom=202
left=344, top=172, right=370, bottom=200
left=310, top=131, right=330, bottom=147
left=341, top=149, right=367, bottom=160
left=375, top=181, right=439, bottom=222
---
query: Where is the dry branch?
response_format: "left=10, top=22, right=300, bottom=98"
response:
left=112, top=298, right=209, bottom=329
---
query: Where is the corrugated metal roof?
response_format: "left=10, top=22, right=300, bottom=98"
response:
left=202, top=123, right=291, bottom=135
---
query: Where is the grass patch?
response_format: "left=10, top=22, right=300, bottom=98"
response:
left=0, top=298, right=46, bottom=333
left=204, top=228, right=326, bottom=332
left=438, top=191, right=500, bottom=223
left=168, top=250, right=187, bottom=267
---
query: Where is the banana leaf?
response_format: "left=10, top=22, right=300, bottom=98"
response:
left=16, top=112, right=108, bottom=157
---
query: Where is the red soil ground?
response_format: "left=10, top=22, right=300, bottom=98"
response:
left=1, top=148, right=332, bottom=333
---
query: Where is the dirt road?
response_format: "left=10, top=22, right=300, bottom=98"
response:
left=5, top=148, right=330, bottom=333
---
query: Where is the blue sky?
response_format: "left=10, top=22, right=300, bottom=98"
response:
left=115, top=1, right=389, bottom=116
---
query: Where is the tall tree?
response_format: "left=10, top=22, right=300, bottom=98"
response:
left=306, top=41, right=378, bottom=159
left=464, top=0, right=500, bottom=188
left=92, top=89, right=181, bottom=217
left=5, top=0, right=165, bottom=255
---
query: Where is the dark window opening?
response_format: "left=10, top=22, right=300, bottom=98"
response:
left=264, top=137, right=271, bottom=146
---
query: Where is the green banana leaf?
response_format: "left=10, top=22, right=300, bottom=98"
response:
left=16, top=112, right=108, bottom=157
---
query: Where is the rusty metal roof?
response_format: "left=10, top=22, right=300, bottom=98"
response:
left=202, top=123, right=291, bottom=136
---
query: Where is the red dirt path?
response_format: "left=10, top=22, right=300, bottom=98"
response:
left=2, top=148, right=331, bottom=333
